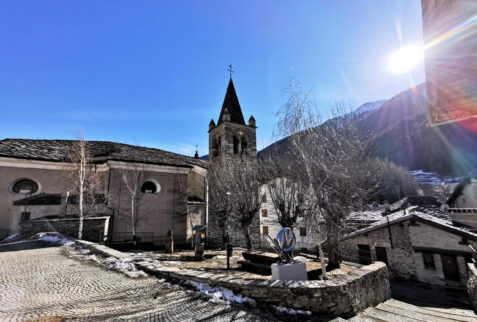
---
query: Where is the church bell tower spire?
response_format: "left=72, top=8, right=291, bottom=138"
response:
left=208, top=67, right=257, bottom=164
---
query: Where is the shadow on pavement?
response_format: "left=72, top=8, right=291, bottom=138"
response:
left=0, top=241, right=57, bottom=253
left=391, top=280, right=471, bottom=309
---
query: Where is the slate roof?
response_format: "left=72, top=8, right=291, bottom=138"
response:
left=342, top=206, right=477, bottom=241
left=0, top=139, right=207, bottom=169
left=217, top=79, right=246, bottom=125
left=13, top=193, right=62, bottom=206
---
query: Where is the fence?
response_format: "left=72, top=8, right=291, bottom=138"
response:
left=109, top=232, right=190, bottom=247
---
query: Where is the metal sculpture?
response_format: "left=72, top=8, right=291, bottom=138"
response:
left=265, top=228, right=296, bottom=263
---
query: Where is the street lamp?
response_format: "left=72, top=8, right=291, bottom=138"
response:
left=225, top=191, right=231, bottom=270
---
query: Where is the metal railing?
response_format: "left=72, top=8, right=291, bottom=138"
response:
left=109, top=232, right=190, bottom=246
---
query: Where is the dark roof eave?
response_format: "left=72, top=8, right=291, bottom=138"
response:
left=341, top=213, right=477, bottom=242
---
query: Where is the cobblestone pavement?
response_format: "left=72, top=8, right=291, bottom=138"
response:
left=0, top=244, right=280, bottom=321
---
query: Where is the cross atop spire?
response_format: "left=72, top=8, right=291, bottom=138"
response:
left=217, top=78, right=245, bottom=125
left=194, top=145, right=199, bottom=159
left=228, top=64, right=234, bottom=79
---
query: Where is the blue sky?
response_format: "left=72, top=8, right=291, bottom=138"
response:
left=0, top=0, right=424, bottom=156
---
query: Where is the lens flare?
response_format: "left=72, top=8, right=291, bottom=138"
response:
left=387, top=45, right=423, bottom=74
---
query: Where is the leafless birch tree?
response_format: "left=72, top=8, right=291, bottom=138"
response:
left=64, top=135, right=99, bottom=239
left=120, top=162, right=145, bottom=245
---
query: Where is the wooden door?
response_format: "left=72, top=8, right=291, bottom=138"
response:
left=441, top=254, right=460, bottom=281
left=375, top=247, right=388, bottom=265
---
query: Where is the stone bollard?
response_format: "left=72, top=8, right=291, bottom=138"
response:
left=165, top=230, right=174, bottom=254
left=193, top=225, right=206, bottom=260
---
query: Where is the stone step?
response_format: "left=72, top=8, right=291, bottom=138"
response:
left=348, top=315, right=386, bottom=322
left=360, top=307, right=422, bottom=322
left=377, top=302, right=459, bottom=322
left=385, top=299, right=477, bottom=321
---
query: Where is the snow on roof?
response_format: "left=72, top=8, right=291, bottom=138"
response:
left=342, top=206, right=477, bottom=241
left=346, top=210, right=383, bottom=222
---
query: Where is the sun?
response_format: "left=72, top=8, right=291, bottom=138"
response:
left=387, top=45, right=423, bottom=74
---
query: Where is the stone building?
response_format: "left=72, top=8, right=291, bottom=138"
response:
left=0, top=139, right=207, bottom=244
left=340, top=208, right=477, bottom=288
left=258, top=183, right=324, bottom=250
left=445, top=178, right=477, bottom=232
left=207, top=77, right=260, bottom=248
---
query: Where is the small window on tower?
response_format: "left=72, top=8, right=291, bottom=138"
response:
left=233, top=136, right=239, bottom=154
left=300, top=227, right=307, bottom=236
left=241, top=137, right=247, bottom=155
left=261, top=209, right=268, bottom=217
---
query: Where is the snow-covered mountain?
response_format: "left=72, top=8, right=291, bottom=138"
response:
left=353, top=100, right=387, bottom=117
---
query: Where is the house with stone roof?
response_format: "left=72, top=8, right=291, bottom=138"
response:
left=444, top=178, right=477, bottom=232
left=340, top=207, right=477, bottom=288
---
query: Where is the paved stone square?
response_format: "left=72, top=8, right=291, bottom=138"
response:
left=0, top=243, right=279, bottom=321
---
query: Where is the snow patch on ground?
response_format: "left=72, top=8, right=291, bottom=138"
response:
left=65, top=244, right=148, bottom=278
left=2, top=233, right=19, bottom=242
left=184, top=280, right=256, bottom=305
left=272, top=305, right=312, bottom=315
left=38, top=233, right=75, bottom=246
left=102, top=257, right=148, bottom=278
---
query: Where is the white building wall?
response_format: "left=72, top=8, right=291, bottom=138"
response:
left=258, top=184, right=322, bottom=250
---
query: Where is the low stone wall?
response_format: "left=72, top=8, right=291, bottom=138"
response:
left=21, top=216, right=110, bottom=242
left=136, top=260, right=391, bottom=317
left=468, top=263, right=477, bottom=313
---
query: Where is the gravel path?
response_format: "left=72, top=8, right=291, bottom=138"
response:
left=0, top=243, right=279, bottom=321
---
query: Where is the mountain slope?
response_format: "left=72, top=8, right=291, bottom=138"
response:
left=360, top=84, right=477, bottom=176
left=260, top=84, right=477, bottom=177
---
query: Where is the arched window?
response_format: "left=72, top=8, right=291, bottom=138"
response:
left=241, top=137, right=248, bottom=155
left=233, top=136, right=240, bottom=154
left=213, top=138, right=220, bottom=157
left=141, top=181, right=159, bottom=194
left=12, top=179, right=39, bottom=194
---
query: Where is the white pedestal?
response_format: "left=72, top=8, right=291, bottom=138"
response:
left=271, top=262, right=308, bottom=281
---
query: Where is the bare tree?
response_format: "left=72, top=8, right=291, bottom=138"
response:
left=120, top=162, right=145, bottom=245
left=208, top=160, right=261, bottom=252
left=274, top=77, right=380, bottom=273
left=260, top=151, right=312, bottom=229
left=64, top=135, right=99, bottom=239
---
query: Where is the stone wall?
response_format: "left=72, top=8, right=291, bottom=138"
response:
left=21, top=216, right=110, bottom=242
left=468, top=264, right=477, bottom=313
left=136, top=260, right=391, bottom=318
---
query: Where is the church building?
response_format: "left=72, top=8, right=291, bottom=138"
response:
left=207, top=76, right=261, bottom=248
left=0, top=75, right=261, bottom=249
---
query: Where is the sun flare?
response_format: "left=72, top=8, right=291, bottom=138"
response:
left=387, top=45, right=423, bottom=74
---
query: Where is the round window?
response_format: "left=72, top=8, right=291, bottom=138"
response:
left=141, top=181, right=159, bottom=194
left=12, top=179, right=39, bottom=194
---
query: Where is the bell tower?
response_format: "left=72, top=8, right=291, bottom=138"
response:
left=208, top=72, right=257, bottom=164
